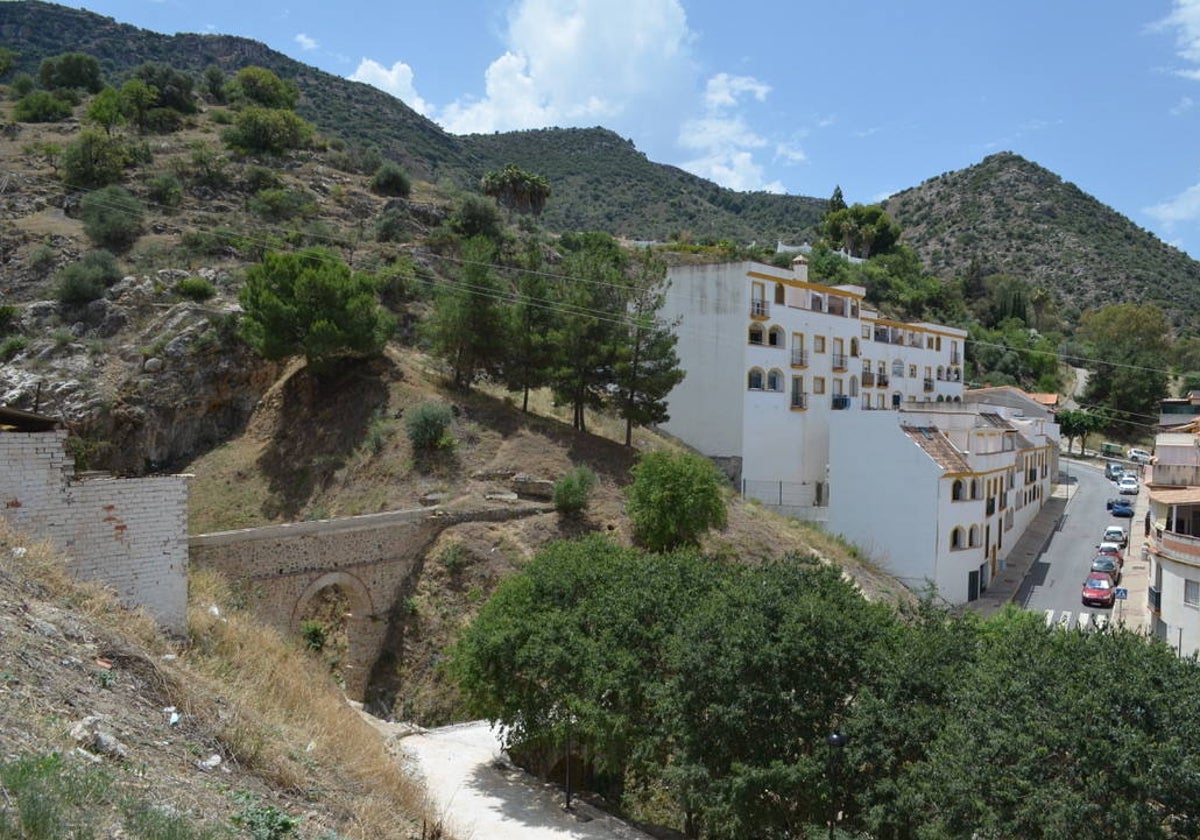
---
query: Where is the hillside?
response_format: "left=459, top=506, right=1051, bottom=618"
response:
left=8, top=0, right=1200, bottom=333
left=884, top=152, right=1200, bottom=331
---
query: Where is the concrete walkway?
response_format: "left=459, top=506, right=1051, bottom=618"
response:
left=964, top=456, right=1149, bottom=632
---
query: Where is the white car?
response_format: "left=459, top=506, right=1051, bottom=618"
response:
left=1103, top=525, right=1128, bottom=547
left=1117, top=475, right=1139, bottom=495
left=1128, top=448, right=1153, bottom=464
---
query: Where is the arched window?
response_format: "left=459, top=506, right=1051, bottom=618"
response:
left=970, top=479, right=981, bottom=500
left=774, top=283, right=786, bottom=304
left=747, top=368, right=765, bottom=390
left=768, top=326, right=785, bottom=347
left=892, top=359, right=904, bottom=377
left=951, top=527, right=964, bottom=549
left=952, top=479, right=965, bottom=501
left=968, top=525, right=979, bottom=547
left=767, top=369, right=784, bottom=392
left=748, top=323, right=764, bottom=345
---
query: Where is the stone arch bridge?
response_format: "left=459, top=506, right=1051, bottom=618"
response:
left=188, top=505, right=546, bottom=700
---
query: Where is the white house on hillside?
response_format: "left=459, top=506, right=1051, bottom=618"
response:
left=658, top=258, right=1057, bottom=604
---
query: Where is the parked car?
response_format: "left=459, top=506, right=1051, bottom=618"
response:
left=1128, top=448, right=1153, bottom=464
left=1118, top=475, right=1140, bottom=495
left=1082, top=571, right=1117, bottom=608
left=1108, top=498, right=1135, bottom=517
left=1090, top=555, right=1121, bottom=583
left=1096, top=542, right=1124, bottom=563
left=1103, top=525, right=1128, bottom=547
left=1104, top=462, right=1125, bottom=481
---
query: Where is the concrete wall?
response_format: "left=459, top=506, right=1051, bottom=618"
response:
left=1, top=430, right=189, bottom=633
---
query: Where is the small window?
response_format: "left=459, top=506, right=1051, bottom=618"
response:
left=951, top=527, right=964, bottom=549
left=815, top=336, right=827, bottom=353
left=774, top=283, right=786, bottom=304
left=768, top=326, right=784, bottom=347
left=767, top=369, right=784, bottom=392
left=813, top=377, right=827, bottom=395
left=909, top=364, right=918, bottom=378
left=952, top=479, right=964, bottom=501
left=892, top=359, right=903, bottom=377
left=1187, top=580, right=1200, bottom=607
left=748, top=369, right=764, bottom=390
left=749, top=323, right=764, bottom=344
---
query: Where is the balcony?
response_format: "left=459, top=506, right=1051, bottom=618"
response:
left=791, top=391, right=808, bottom=409
left=750, top=300, right=769, bottom=318
left=1149, top=586, right=1162, bottom=614
left=877, top=374, right=889, bottom=387
left=832, top=394, right=851, bottom=410
left=950, top=352, right=961, bottom=365
left=862, top=370, right=876, bottom=387
left=831, top=353, right=848, bottom=371
left=923, top=377, right=935, bottom=392
left=791, top=349, right=808, bottom=367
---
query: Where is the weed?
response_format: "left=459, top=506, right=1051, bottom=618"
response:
left=230, top=791, right=301, bottom=840
left=439, top=543, right=468, bottom=574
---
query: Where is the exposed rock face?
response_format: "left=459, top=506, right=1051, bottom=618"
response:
left=1, top=268, right=280, bottom=475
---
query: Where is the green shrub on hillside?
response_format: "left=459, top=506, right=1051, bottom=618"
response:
left=625, top=450, right=728, bottom=552
left=175, top=276, right=216, bottom=301
left=371, top=162, right=411, bottom=197
left=553, top=466, right=597, bottom=514
left=55, top=250, right=121, bottom=305
left=249, top=188, right=315, bottom=221
left=146, top=172, right=183, bottom=208
left=81, top=186, right=144, bottom=250
left=61, top=130, right=129, bottom=187
left=13, top=90, right=72, bottom=122
left=405, top=402, right=454, bottom=451
left=223, top=107, right=314, bottom=156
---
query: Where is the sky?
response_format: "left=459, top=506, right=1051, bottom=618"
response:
left=42, top=0, right=1200, bottom=259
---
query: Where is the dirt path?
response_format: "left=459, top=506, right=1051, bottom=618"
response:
left=377, top=720, right=656, bottom=840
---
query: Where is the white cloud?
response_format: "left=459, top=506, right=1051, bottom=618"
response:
left=1171, top=95, right=1195, bottom=114
left=294, top=33, right=317, bottom=51
left=1145, top=181, right=1200, bottom=223
left=703, top=73, right=769, bottom=108
left=1156, top=0, right=1200, bottom=73
left=348, top=59, right=432, bottom=116
left=437, top=0, right=694, bottom=135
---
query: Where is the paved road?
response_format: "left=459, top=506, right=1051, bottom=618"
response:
left=383, top=721, right=656, bottom=840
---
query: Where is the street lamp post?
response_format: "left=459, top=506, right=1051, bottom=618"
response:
left=826, top=731, right=848, bottom=840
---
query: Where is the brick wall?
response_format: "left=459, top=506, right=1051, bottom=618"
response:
left=0, top=430, right=189, bottom=633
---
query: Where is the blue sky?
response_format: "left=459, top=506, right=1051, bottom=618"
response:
left=47, top=0, right=1200, bottom=259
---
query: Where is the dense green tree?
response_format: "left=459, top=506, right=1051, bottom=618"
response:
left=481, top=163, right=551, bottom=219
left=370, top=161, right=412, bottom=198
left=548, top=233, right=627, bottom=431
left=224, top=66, right=299, bottom=110
left=55, top=250, right=121, bottom=305
left=613, top=249, right=684, bottom=445
left=423, top=236, right=510, bottom=389
left=202, top=64, right=226, bottom=103
left=81, top=185, right=144, bottom=251
left=118, top=78, right=157, bottom=133
left=449, top=194, right=503, bottom=241
left=238, top=248, right=395, bottom=372
left=625, top=450, right=728, bottom=552
left=223, top=106, right=314, bottom=155
left=827, top=184, right=847, bottom=214
left=1055, top=408, right=1106, bottom=455
left=0, top=47, right=16, bottom=78
left=504, top=243, right=556, bottom=412
left=85, top=86, right=124, bottom=135
left=132, top=62, right=196, bottom=114
left=821, top=203, right=901, bottom=259
left=662, top=557, right=895, bottom=840
left=38, top=51, right=102, bottom=93
left=1079, top=303, right=1171, bottom=437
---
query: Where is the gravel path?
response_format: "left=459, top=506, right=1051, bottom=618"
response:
left=391, top=720, right=657, bottom=840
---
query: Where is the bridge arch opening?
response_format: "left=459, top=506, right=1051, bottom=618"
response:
left=291, top=572, right=379, bottom=698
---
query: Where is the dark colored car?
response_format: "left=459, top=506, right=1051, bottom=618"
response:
left=1082, top=572, right=1117, bottom=608
left=1090, top=555, right=1121, bottom=583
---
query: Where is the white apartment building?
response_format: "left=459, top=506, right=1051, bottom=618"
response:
left=1146, top=422, right=1200, bottom=656
left=659, top=258, right=1057, bottom=604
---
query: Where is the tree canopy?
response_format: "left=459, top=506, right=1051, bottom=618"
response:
left=480, top=163, right=551, bottom=218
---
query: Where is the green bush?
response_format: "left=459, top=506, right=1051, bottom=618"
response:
left=223, top=106, right=314, bottom=155
left=625, top=451, right=728, bottom=552
left=224, top=66, right=299, bottom=110
left=0, top=335, right=28, bottom=361
left=553, top=466, right=597, bottom=514
left=175, top=276, right=216, bottom=301
left=61, top=130, right=128, bottom=187
left=13, top=90, right=72, bottom=122
left=241, top=165, right=283, bottom=193
left=405, top=401, right=454, bottom=451
left=370, top=162, right=411, bottom=197
left=81, top=185, right=144, bottom=250
left=146, top=172, right=183, bottom=208
left=249, top=188, right=315, bottom=221
left=55, top=250, right=121, bottom=305
left=11, top=73, right=34, bottom=97
left=374, top=208, right=408, bottom=242
left=0, top=304, right=15, bottom=335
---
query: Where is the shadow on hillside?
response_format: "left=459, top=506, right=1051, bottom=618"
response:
left=256, top=360, right=390, bottom=520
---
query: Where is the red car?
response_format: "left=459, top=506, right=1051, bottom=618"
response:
left=1082, top=572, right=1117, bottom=608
